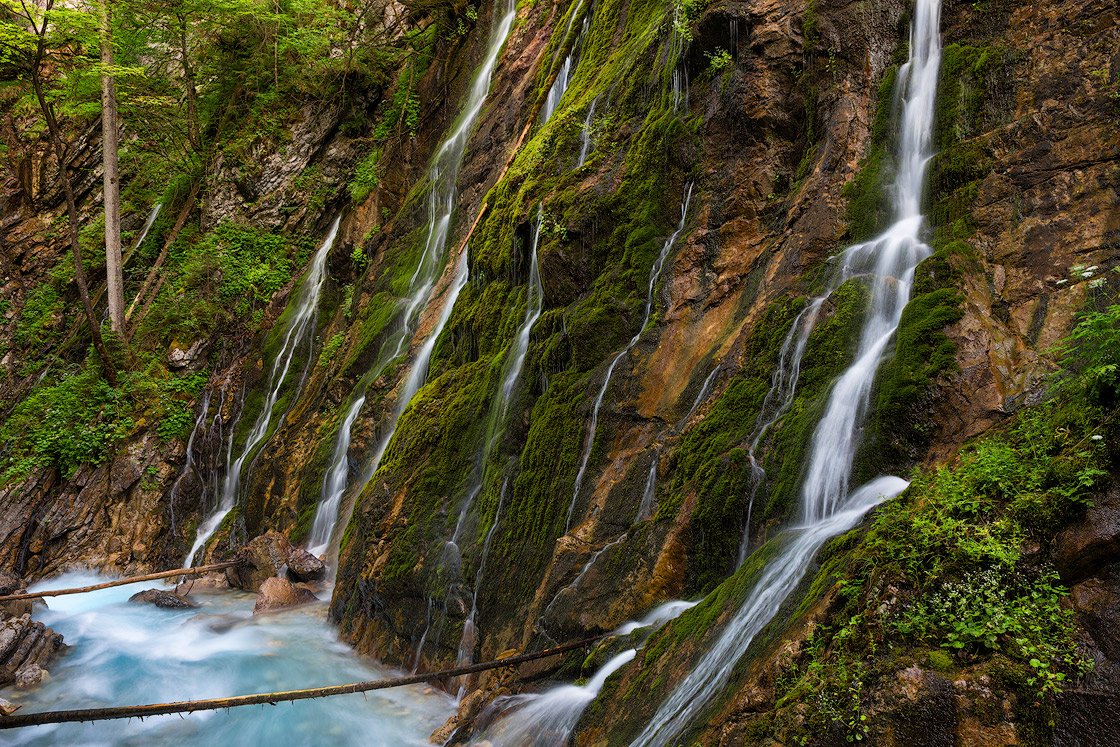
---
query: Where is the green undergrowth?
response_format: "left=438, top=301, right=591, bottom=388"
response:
left=0, top=357, right=208, bottom=485
left=765, top=309, right=1118, bottom=741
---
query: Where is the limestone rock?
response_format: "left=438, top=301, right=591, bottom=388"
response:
left=14, top=663, right=45, bottom=690
left=1053, top=486, right=1120, bottom=584
left=167, top=339, right=206, bottom=369
left=227, top=531, right=294, bottom=592
left=286, top=549, right=326, bottom=582
left=129, top=588, right=198, bottom=609
left=253, top=576, right=318, bottom=614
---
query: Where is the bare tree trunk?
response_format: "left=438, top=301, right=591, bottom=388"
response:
left=100, top=0, right=124, bottom=334
left=26, top=2, right=116, bottom=385
left=176, top=13, right=201, bottom=151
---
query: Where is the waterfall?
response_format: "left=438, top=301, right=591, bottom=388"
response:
left=540, top=13, right=589, bottom=126
left=450, top=212, right=544, bottom=549
left=129, top=202, right=162, bottom=253
left=472, top=649, right=637, bottom=746
left=577, top=96, right=598, bottom=167
left=306, top=0, right=516, bottom=561
left=184, top=217, right=340, bottom=567
left=168, top=389, right=210, bottom=535
left=633, top=1, right=942, bottom=742
left=438, top=212, right=543, bottom=669
left=309, top=249, right=469, bottom=558
left=568, top=184, right=693, bottom=529
left=736, top=297, right=825, bottom=564
left=636, top=453, right=658, bottom=521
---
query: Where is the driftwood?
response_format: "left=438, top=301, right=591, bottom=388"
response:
left=0, top=635, right=606, bottom=728
left=0, top=562, right=238, bottom=603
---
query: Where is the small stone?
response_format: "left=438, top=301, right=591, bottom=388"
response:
left=14, top=664, right=45, bottom=690
left=0, top=696, right=21, bottom=716
left=286, top=549, right=326, bottom=582
left=129, top=589, right=198, bottom=609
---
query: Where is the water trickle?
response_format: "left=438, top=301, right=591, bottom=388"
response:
left=185, top=217, right=340, bottom=567
left=129, top=202, right=162, bottom=252
left=308, top=0, right=516, bottom=562
left=636, top=453, right=659, bottom=522
left=437, top=212, right=544, bottom=667
left=634, top=1, right=942, bottom=741
left=568, top=184, right=693, bottom=530
left=8, top=573, right=453, bottom=746
left=472, top=649, right=637, bottom=746
left=168, top=389, right=212, bottom=535
left=577, top=96, right=599, bottom=167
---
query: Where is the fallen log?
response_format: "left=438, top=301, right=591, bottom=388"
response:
left=0, top=562, right=239, bottom=603
left=0, top=635, right=607, bottom=728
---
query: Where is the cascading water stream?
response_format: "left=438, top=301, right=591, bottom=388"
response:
left=308, top=249, right=470, bottom=559
left=471, top=649, right=637, bottom=746
left=431, top=213, right=543, bottom=670
left=129, top=202, right=162, bottom=253
left=474, top=600, right=699, bottom=745
left=632, top=1, right=942, bottom=742
left=9, top=574, right=454, bottom=746
left=306, top=0, right=516, bottom=567
left=540, top=10, right=589, bottom=126
left=735, top=297, right=825, bottom=564
left=568, top=184, right=693, bottom=529
left=184, top=217, right=340, bottom=567
left=577, top=96, right=598, bottom=167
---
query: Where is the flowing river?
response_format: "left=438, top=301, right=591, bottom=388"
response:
left=5, top=573, right=454, bottom=746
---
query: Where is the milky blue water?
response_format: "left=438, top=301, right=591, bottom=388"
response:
left=4, top=573, right=454, bottom=746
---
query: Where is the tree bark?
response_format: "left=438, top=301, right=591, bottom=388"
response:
left=100, top=0, right=124, bottom=334
left=26, top=1, right=116, bottom=384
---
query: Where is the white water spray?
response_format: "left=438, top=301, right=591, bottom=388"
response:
left=633, top=1, right=942, bottom=742
left=307, top=0, right=516, bottom=561
left=472, top=649, right=637, bottom=746
left=568, top=184, right=693, bottom=529
left=185, top=217, right=340, bottom=567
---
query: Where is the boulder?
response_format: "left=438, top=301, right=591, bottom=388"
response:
left=226, top=531, right=294, bottom=592
left=252, top=577, right=318, bottom=614
left=129, top=589, right=197, bottom=609
left=14, top=663, right=45, bottom=690
left=0, top=572, right=31, bottom=618
left=286, top=549, right=326, bottom=582
left=1053, top=486, right=1120, bottom=584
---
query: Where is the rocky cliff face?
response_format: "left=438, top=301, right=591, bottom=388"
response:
left=1, top=0, right=1117, bottom=742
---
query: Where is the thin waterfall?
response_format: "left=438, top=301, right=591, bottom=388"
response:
left=633, top=1, right=942, bottom=742
left=309, top=249, right=469, bottom=558
left=184, top=217, right=340, bottom=567
left=451, top=212, right=544, bottom=548
left=306, top=0, right=517, bottom=562
left=436, top=212, right=543, bottom=669
left=637, top=452, right=659, bottom=521
left=473, top=650, right=637, bottom=746
left=129, top=203, right=162, bottom=253
left=168, top=389, right=211, bottom=536
left=540, top=14, right=589, bottom=126
left=568, top=184, right=693, bottom=530
left=577, top=96, right=598, bottom=167
left=736, top=297, right=825, bottom=564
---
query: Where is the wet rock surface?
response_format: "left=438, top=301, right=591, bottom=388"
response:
left=227, top=531, right=294, bottom=592
left=286, top=549, right=326, bottom=582
left=128, top=588, right=198, bottom=609
left=253, top=576, right=319, bottom=614
left=0, top=612, right=65, bottom=689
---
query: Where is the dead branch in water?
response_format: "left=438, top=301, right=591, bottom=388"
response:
left=0, top=562, right=239, bottom=603
left=0, top=635, right=607, bottom=728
